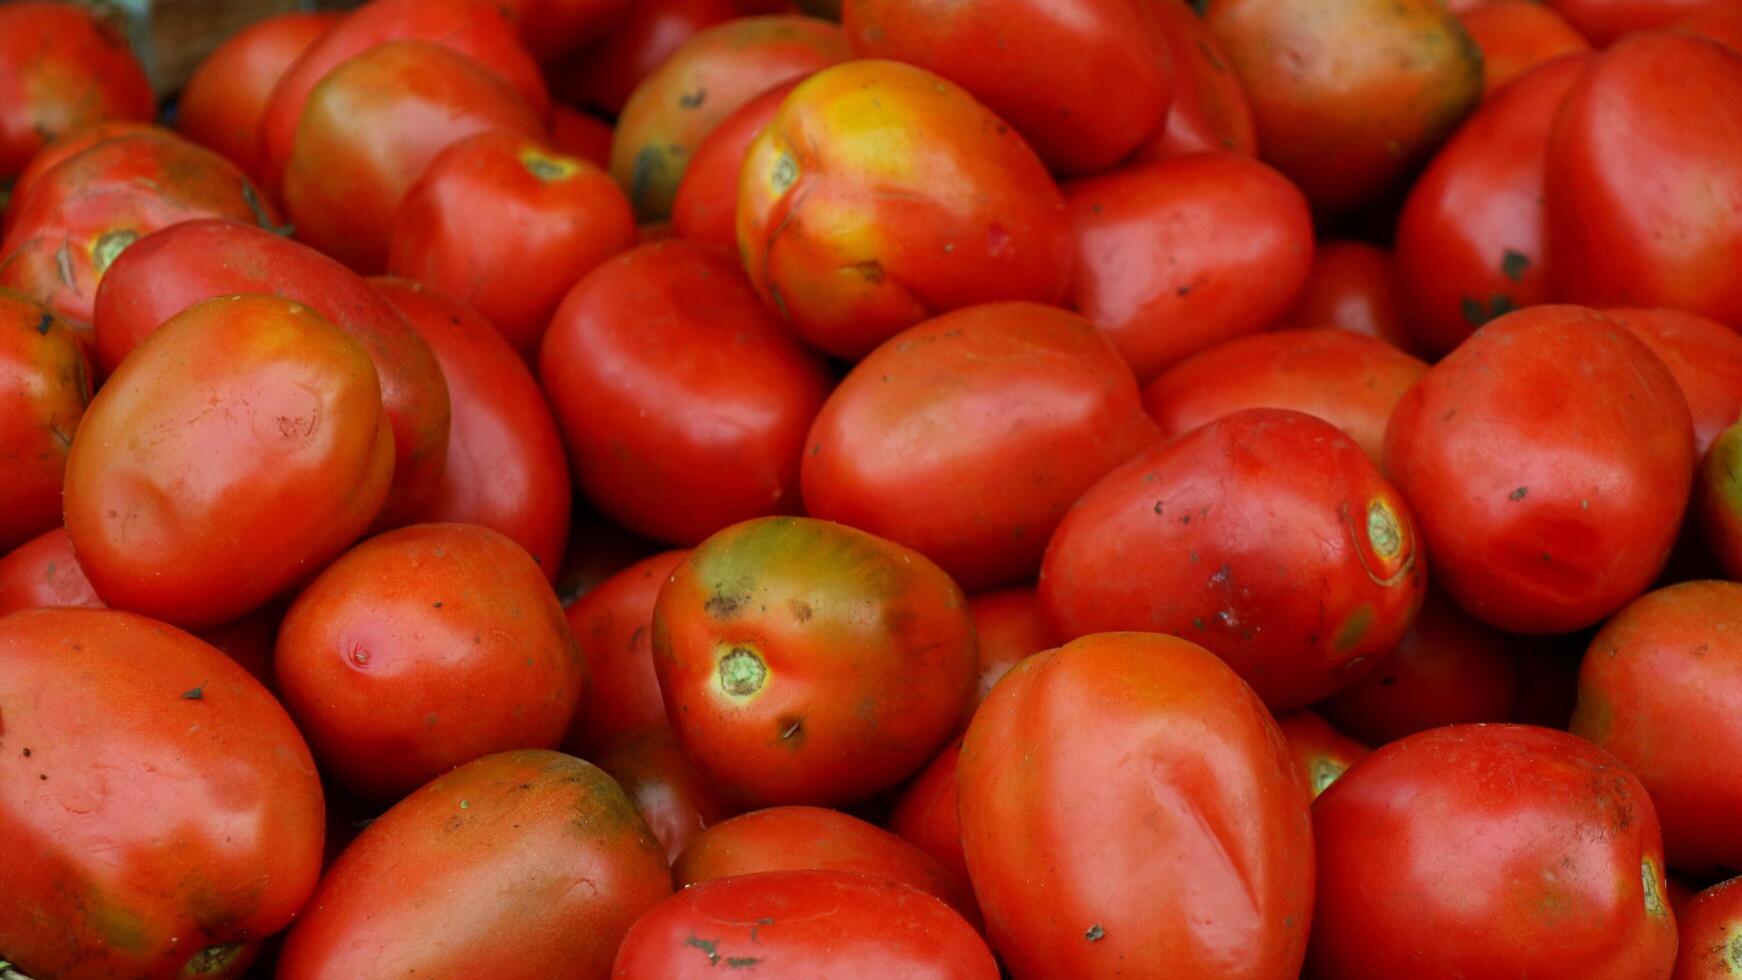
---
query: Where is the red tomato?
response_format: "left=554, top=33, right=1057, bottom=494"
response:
left=1310, top=724, right=1677, bottom=979
left=0, top=609, right=324, bottom=980
left=652, top=516, right=977, bottom=807
left=1065, top=152, right=1314, bottom=382
left=549, top=0, right=739, bottom=116
left=738, top=59, right=1074, bottom=361
left=1141, top=328, right=1427, bottom=464
left=1278, top=241, right=1417, bottom=354
left=1133, top=0, right=1260, bottom=161
left=802, top=302, right=1158, bottom=591
left=670, top=79, right=797, bottom=249
left=1672, top=878, right=1742, bottom=979
left=1384, top=305, right=1694, bottom=634
left=1, top=119, right=156, bottom=241
left=590, top=725, right=736, bottom=863
left=0, top=527, right=100, bottom=615
left=615, top=871, right=996, bottom=978
left=959, top=632, right=1313, bottom=978
left=1043, top=409, right=1425, bottom=710
left=1607, top=307, right=1742, bottom=458
left=0, top=2, right=152, bottom=177
left=967, top=587, right=1057, bottom=706
left=0, top=289, right=88, bottom=553
left=1548, top=0, right=1714, bottom=43
left=1672, top=0, right=1742, bottom=50
left=1276, top=709, right=1369, bottom=798
left=886, top=736, right=971, bottom=899
left=550, top=103, right=613, bottom=167
left=63, top=294, right=393, bottom=628
left=1460, top=2, right=1590, bottom=99
left=278, top=750, right=670, bottom=980
left=562, top=550, right=689, bottom=752
left=496, top=0, right=632, bottom=63
left=538, top=241, right=832, bottom=545
left=1701, top=419, right=1742, bottom=580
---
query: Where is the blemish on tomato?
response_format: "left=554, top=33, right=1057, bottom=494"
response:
left=717, top=646, right=767, bottom=699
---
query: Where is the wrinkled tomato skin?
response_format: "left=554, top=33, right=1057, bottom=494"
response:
left=562, top=550, right=690, bottom=753
left=1607, top=308, right=1742, bottom=458
left=1276, top=710, right=1369, bottom=799
left=1548, top=0, right=1713, bottom=43
left=1133, top=0, right=1259, bottom=161
left=1672, top=878, right=1742, bottom=979
left=670, top=80, right=797, bottom=249
left=1395, top=55, right=1586, bottom=358
left=1278, top=241, right=1417, bottom=354
left=1460, top=2, right=1591, bottom=99
left=63, top=294, right=394, bottom=629
left=0, top=2, right=153, bottom=178
left=538, top=242, right=832, bottom=546
left=1383, top=305, right=1695, bottom=634
left=967, top=587, right=1056, bottom=706
left=0, top=527, right=101, bottom=615
left=887, top=736, right=971, bottom=900
left=0, top=609, right=324, bottom=980
left=278, top=750, right=670, bottom=980
left=1309, top=724, right=1677, bottom=980
left=93, top=219, right=451, bottom=528
left=1043, top=409, right=1426, bottom=711
left=652, top=517, right=977, bottom=807
left=549, top=0, right=740, bottom=116
left=1546, top=33, right=1742, bottom=328
left=589, top=725, right=736, bottom=864
left=274, top=523, right=585, bottom=802
left=497, top=0, right=633, bottom=63
left=960, top=632, right=1314, bottom=979
left=0, top=290, right=89, bottom=553
left=550, top=104, right=614, bottom=167
left=1, top=120, right=156, bottom=241
left=738, top=60, right=1073, bottom=361
left=843, top=0, right=1173, bottom=175
left=1065, top=153, right=1314, bottom=382
left=1142, top=329, right=1427, bottom=464
left=370, top=278, right=571, bottom=574
left=1570, top=581, right=1742, bottom=876
left=1702, top=419, right=1742, bottom=581
left=803, top=303, right=1158, bottom=592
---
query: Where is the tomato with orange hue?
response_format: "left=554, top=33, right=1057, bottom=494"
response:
left=1276, top=710, right=1369, bottom=798
left=1132, top=0, right=1259, bottom=161
left=0, top=290, right=88, bottom=553
left=0, top=527, right=100, bottom=615
left=670, top=80, right=797, bottom=248
left=550, top=104, right=613, bottom=166
left=590, top=726, right=735, bottom=863
left=968, top=587, right=1056, bottom=705
left=0, top=2, right=152, bottom=177
left=1673, top=878, right=1742, bottom=979
left=1460, top=2, right=1590, bottom=98
left=1278, top=241, right=1416, bottom=353
left=887, top=737, right=970, bottom=898
left=497, top=0, right=632, bottom=63
left=1606, top=308, right=1742, bottom=458
left=549, top=0, right=739, bottom=116
left=1702, top=419, right=1742, bottom=581
left=1548, top=0, right=1713, bottom=43
left=562, top=550, right=689, bottom=752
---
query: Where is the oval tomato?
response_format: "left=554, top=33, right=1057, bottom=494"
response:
left=967, top=587, right=1056, bottom=706
left=1701, top=418, right=1742, bottom=581
left=1672, top=878, right=1742, bottom=980
left=0, top=527, right=100, bottom=615
left=1278, top=241, right=1417, bottom=354
left=1607, top=307, right=1742, bottom=458
left=0, top=2, right=152, bottom=177
left=1276, top=709, right=1369, bottom=798
left=589, top=725, right=736, bottom=863
left=887, top=736, right=971, bottom=899
left=549, top=0, right=739, bottom=117
left=1459, top=1, right=1591, bottom=98
left=0, top=289, right=88, bottom=553
left=1134, top=0, right=1259, bottom=161
left=670, top=79, right=797, bottom=249
left=1, top=119, right=156, bottom=241
left=562, top=549, right=690, bottom=752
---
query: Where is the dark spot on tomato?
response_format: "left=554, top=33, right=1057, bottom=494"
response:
left=842, top=259, right=884, bottom=282
left=181, top=687, right=203, bottom=700
left=776, top=714, right=805, bottom=746
left=684, top=935, right=721, bottom=965
left=21, top=747, right=30, bottom=757
left=1153, top=500, right=1165, bottom=515
left=1500, top=249, right=1530, bottom=282
left=628, top=624, right=647, bottom=649
left=705, top=592, right=746, bottom=618
left=184, top=942, right=245, bottom=975
left=788, top=599, right=812, bottom=623
left=1176, top=284, right=1192, bottom=297
left=678, top=88, right=707, bottom=109
left=1509, top=486, right=1528, bottom=501
left=726, top=957, right=762, bottom=968
left=1086, top=923, right=1105, bottom=941
left=34, top=313, right=52, bottom=335
left=432, top=601, right=443, bottom=608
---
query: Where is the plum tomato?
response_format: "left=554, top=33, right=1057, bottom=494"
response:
left=1278, top=241, right=1418, bottom=355
left=1672, top=877, right=1742, bottom=979
left=669, top=79, right=798, bottom=249
left=0, top=527, right=101, bottom=615
left=1276, top=709, right=1369, bottom=798
left=1131, top=0, right=1259, bottom=161
left=496, top=0, right=633, bottom=63
left=1606, top=307, right=1742, bottom=458
left=651, top=516, right=977, bottom=807
left=0, top=2, right=152, bottom=178
left=1, top=119, right=156, bottom=241
left=1702, top=418, right=1742, bottom=581
left=967, top=587, right=1057, bottom=707
left=887, top=736, right=971, bottom=901
left=547, top=0, right=739, bottom=117
left=0, top=289, right=88, bottom=554
left=1459, top=1, right=1591, bottom=98
left=562, top=550, right=690, bottom=753
left=589, top=725, right=736, bottom=863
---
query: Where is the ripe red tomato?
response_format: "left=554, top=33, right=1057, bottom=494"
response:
left=652, top=516, right=977, bottom=807
left=1672, top=878, right=1742, bottom=979
left=1065, top=152, right=1314, bottom=382
left=887, top=736, right=971, bottom=899
left=959, top=632, right=1313, bottom=978
left=0, top=608, right=324, bottom=980
left=1, top=119, right=156, bottom=241
left=1459, top=1, right=1591, bottom=99
left=1672, top=0, right=1742, bottom=50
left=802, top=302, right=1158, bottom=592
left=1133, top=0, right=1259, bottom=161
left=1548, top=0, right=1713, bottom=43
left=967, top=587, right=1057, bottom=706
left=1276, top=709, right=1369, bottom=798
left=562, top=549, right=689, bottom=752
left=496, top=0, right=632, bottom=63
left=1607, top=307, right=1742, bottom=458
left=1383, top=305, right=1694, bottom=634
left=549, top=104, right=613, bottom=166
left=589, top=725, right=736, bottom=863
left=0, top=289, right=88, bottom=553
left=278, top=750, right=671, bottom=980
left=1278, top=241, right=1418, bottom=355
left=1701, top=419, right=1742, bottom=580
left=549, top=0, right=739, bottom=116
left=1043, top=408, right=1425, bottom=710
left=1310, top=724, right=1677, bottom=979
left=0, top=527, right=100, bottom=615
left=0, top=2, right=152, bottom=177
left=669, top=79, right=797, bottom=248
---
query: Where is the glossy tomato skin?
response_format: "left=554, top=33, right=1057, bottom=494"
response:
left=669, top=80, right=797, bottom=249
left=613, top=870, right=998, bottom=979
left=563, top=550, right=690, bottom=753
left=1132, top=0, right=1259, bottom=161
left=63, top=294, right=394, bottom=628
left=887, top=736, right=971, bottom=897
left=1702, top=419, right=1742, bottom=581
left=0, top=609, right=324, bottom=980
left=278, top=750, right=670, bottom=980
left=1607, top=307, right=1742, bottom=458
left=967, top=587, right=1056, bottom=706
left=1276, top=710, right=1369, bottom=799
left=549, top=0, right=739, bottom=116
left=1570, top=581, right=1742, bottom=875
left=0, top=527, right=101, bottom=615
left=538, top=242, right=832, bottom=545
left=652, top=516, right=977, bottom=807
left=0, top=2, right=152, bottom=177
left=1142, top=328, right=1427, bottom=464
left=0, top=289, right=89, bottom=553
left=1460, top=1, right=1591, bottom=99
left=1673, top=878, right=1742, bottom=979
left=960, top=632, right=1313, bottom=978
left=1065, top=152, right=1314, bottom=382
left=1043, top=409, right=1425, bottom=710
left=1278, top=241, right=1416, bottom=354
left=1309, top=724, right=1677, bottom=980
left=1383, top=305, right=1695, bottom=634
left=590, top=725, right=736, bottom=863
left=803, top=302, right=1159, bottom=592
left=843, top=0, right=1173, bottom=174
left=274, top=523, right=585, bottom=801
left=738, top=59, right=1073, bottom=361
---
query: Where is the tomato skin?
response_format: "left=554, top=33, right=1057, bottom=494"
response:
left=278, top=750, right=670, bottom=980
left=1672, top=0, right=1742, bottom=50
left=0, top=2, right=152, bottom=178
left=0, top=608, right=324, bottom=980
left=670, top=80, right=797, bottom=249
left=563, top=550, right=690, bottom=753
left=1133, top=0, right=1259, bottom=161
left=0, top=527, right=100, bottom=615
left=1065, top=153, right=1314, bottom=382
left=550, top=104, right=614, bottom=167
left=1142, top=329, right=1427, bottom=464
left=1606, top=308, right=1742, bottom=458
left=887, top=736, right=971, bottom=899
left=967, top=587, right=1056, bottom=706
left=1548, top=0, right=1713, bottom=43
left=959, top=632, right=1313, bottom=978
left=1278, top=241, right=1417, bottom=355
left=1672, top=878, right=1742, bottom=980
left=1, top=119, right=156, bottom=242
left=550, top=0, right=740, bottom=116
left=652, top=516, right=977, bottom=807
left=737, top=59, right=1073, bottom=361
left=1383, top=305, right=1694, bottom=634
left=0, top=289, right=89, bottom=553
left=590, top=725, right=736, bottom=863
left=538, top=242, right=832, bottom=546
left=802, top=302, right=1159, bottom=592
left=1043, top=409, right=1425, bottom=710
left=1546, top=33, right=1742, bottom=328
left=1701, top=419, right=1742, bottom=581
left=1309, top=724, right=1677, bottom=980
left=497, top=0, right=633, bottom=63
left=1459, top=1, right=1590, bottom=99
left=1276, top=710, right=1368, bottom=799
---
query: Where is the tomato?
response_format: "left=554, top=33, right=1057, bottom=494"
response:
left=802, top=302, right=1158, bottom=592
left=0, top=289, right=88, bottom=553
left=538, top=242, right=832, bottom=545
left=63, top=294, right=392, bottom=628
left=1673, top=0, right=1742, bottom=50
left=1276, top=710, right=1369, bottom=799
left=278, top=750, right=670, bottom=980
left=370, top=278, right=571, bottom=574
left=1607, top=308, right=1742, bottom=458
left=1384, top=305, right=1694, bottom=634
left=1065, top=152, right=1314, bottom=382
left=738, top=59, right=1073, bottom=361
left=967, top=587, right=1056, bottom=706
left=1141, top=329, right=1427, bottom=465
left=1, top=119, right=156, bottom=241
left=1673, top=878, right=1742, bottom=979
left=388, top=132, right=635, bottom=356
left=550, top=104, right=613, bottom=167
left=670, top=80, right=797, bottom=249
left=1548, top=0, right=1714, bottom=43
left=1133, top=0, right=1259, bottom=161
left=497, top=0, right=632, bottom=63
left=0, top=2, right=152, bottom=178
left=1394, top=54, right=1585, bottom=357
left=610, top=16, right=850, bottom=221
left=1546, top=33, right=1742, bottom=328
left=1459, top=2, right=1590, bottom=99
left=590, top=725, right=736, bottom=863
left=887, top=736, right=971, bottom=899
left=959, top=632, right=1313, bottom=978
left=1570, top=581, right=1742, bottom=876
left=1278, top=241, right=1417, bottom=355
left=549, top=0, right=739, bottom=117
left=1044, top=409, right=1425, bottom=710
left=652, top=516, right=977, bottom=807
left=0, top=527, right=99, bottom=615
left=1310, top=724, right=1677, bottom=980
left=843, top=0, right=1173, bottom=175
left=1701, top=419, right=1742, bottom=581
left=0, top=608, right=324, bottom=980
left=93, top=219, right=451, bottom=528
left=562, top=550, right=689, bottom=753
left=614, top=870, right=997, bottom=978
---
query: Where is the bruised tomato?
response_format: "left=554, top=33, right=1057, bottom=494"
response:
left=549, top=0, right=740, bottom=116
left=590, top=726, right=736, bottom=863
left=0, top=2, right=152, bottom=178
left=0, top=289, right=88, bottom=553
left=1132, top=0, right=1259, bottom=161
left=0, top=527, right=100, bottom=615
left=1607, top=307, right=1742, bottom=458
left=1459, top=1, right=1591, bottom=98
left=670, top=79, right=797, bottom=249
left=1276, top=710, right=1369, bottom=798
left=1673, top=878, right=1742, bottom=979
left=563, top=550, right=689, bottom=753
left=887, top=736, right=971, bottom=897
left=1702, top=419, right=1742, bottom=581
left=968, top=587, right=1056, bottom=706
left=1278, top=241, right=1416, bottom=354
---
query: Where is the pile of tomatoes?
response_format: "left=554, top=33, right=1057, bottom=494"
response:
left=2, top=0, right=1741, bottom=975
